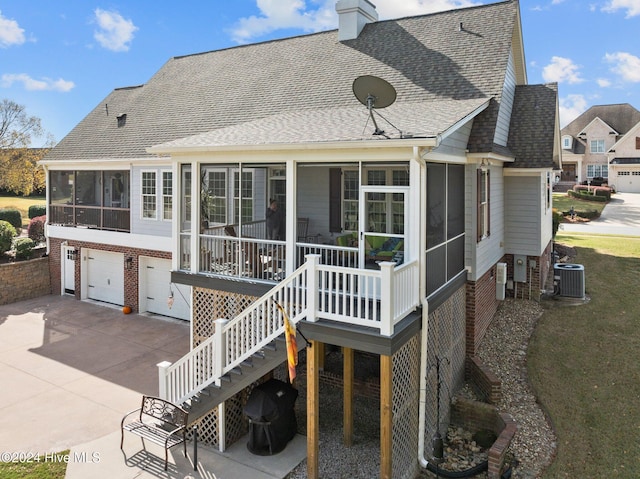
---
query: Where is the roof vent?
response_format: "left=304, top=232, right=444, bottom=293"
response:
left=336, top=0, right=378, bottom=41
left=117, top=114, right=127, bottom=128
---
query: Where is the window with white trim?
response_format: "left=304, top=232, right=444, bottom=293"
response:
left=562, top=136, right=572, bottom=149
left=233, top=170, right=253, bottom=224
left=162, top=171, right=173, bottom=220
left=141, top=171, right=157, bottom=219
left=590, top=139, right=605, bottom=153
left=587, top=164, right=608, bottom=178
left=477, top=167, right=490, bottom=241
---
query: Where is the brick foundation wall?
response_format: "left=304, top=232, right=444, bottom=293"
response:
left=451, top=396, right=516, bottom=479
left=48, top=237, right=170, bottom=312
left=466, top=355, right=501, bottom=405
left=466, top=266, right=500, bottom=356
left=0, top=257, right=51, bottom=305
left=503, top=240, right=553, bottom=301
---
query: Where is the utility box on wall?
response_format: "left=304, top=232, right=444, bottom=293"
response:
left=513, top=255, right=527, bottom=283
left=496, top=262, right=507, bottom=300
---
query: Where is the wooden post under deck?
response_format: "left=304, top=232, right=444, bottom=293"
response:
left=307, top=340, right=320, bottom=479
left=380, top=354, right=393, bottom=479
left=343, top=347, right=354, bottom=446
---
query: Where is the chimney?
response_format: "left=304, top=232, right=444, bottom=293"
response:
left=336, top=0, right=378, bottom=41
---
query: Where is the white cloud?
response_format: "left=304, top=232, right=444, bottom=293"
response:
left=230, top=0, right=481, bottom=43
left=0, top=10, right=25, bottom=48
left=542, top=56, right=584, bottom=84
left=373, top=0, right=481, bottom=19
left=604, top=51, right=640, bottom=82
left=602, top=0, right=640, bottom=17
left=559, top=94, right=588, bottom=127
left=93, top=8, right=138, bottom=52
left=597, top=78, right=612, bottom=87
left=1, top=73, right=75, bottom=92
left=230, top=0, right=336, bottom=43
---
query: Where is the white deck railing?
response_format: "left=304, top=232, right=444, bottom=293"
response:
left=158, top=255, right=419, bottom=404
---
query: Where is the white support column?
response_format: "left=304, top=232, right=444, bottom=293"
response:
left=191, top=160, right=200, bottom=274
left=305, top=254, right=320, bottom=322
left=379, top=261, right=395, bottom=336
left=214, top=318, right=228, bottom=386
left=286, top=159, right=297, bottom=274
left=218, top=402, right=226, bottom=452
left=157, top=360, right=172, bottom=400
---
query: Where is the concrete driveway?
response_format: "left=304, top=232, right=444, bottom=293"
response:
left=559, top=192, right=640, bottom=236
left=0, top=295, right=306, bottom=478
left=0, top=295, right=190, bottom=454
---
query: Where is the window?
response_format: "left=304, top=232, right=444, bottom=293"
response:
left=205, top=170, right=227, bottom=225
left=162, top=171, right=172, bottom=220
left=141, top=171, right=157, bottom=219
left=562, top=136, right=572, bottom=149
left=636, top=137, right=640, bottom=150
left=586, top=164, right=608, bottom=179
left=590, top=139, right=605, bottom=153
left=477, top=167, right=490, bottom=241
left=233, top=170, right=253, bottom=224
left=342, top=170, right=359, bottom=231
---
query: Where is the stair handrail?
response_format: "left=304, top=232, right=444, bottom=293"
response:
left=158, top=256, right=316, bottom=404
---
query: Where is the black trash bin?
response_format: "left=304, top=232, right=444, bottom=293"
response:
left=243, top=378, right=298, bottom=455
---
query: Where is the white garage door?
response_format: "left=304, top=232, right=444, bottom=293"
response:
left=617, top=171, right=640, bottom=193
left=140, top=257, right=190, bottom=321
left=86, top=250, right=124, bottom=305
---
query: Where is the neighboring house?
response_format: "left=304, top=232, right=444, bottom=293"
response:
left=560, top=103, right=640, bottom=191
left=40, top=1, right=559, bottom=477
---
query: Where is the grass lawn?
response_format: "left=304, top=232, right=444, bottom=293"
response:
left=0, top=195, right=45, bottom=227
left=0, top=451, right=68, bottom=478
left=529, top=232, right=640, bottom=478
left=552, top=192, right=607, bottom=218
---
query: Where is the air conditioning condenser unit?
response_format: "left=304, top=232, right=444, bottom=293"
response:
left=554, top=263, right=585, bottom=299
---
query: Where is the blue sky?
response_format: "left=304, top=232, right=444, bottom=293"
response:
left=1, top=0, right=639, bottom=146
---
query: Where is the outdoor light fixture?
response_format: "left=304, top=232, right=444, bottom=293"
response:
left=125, top=257, right=133, bottom=270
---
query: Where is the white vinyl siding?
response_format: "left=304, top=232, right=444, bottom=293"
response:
left=504, top=174, right=552, bottom=256
left=494, top=51, right=517, bottom=146
left=297, top=165, right=331, bottom=238
left=466, top=163, right=504, bottom=281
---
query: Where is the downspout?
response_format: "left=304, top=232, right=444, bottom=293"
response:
left=418, top=298, right=430, bottom=468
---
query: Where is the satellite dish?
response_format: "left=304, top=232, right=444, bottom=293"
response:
left=353, top=75, right=397, bottom=109
left=352, top=75, right=397, bottom=136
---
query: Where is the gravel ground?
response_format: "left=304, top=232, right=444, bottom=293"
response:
left=286, top=298, right=556, bottom=478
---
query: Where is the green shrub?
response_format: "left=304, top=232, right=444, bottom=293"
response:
left=568, top=190, right=608, bottom=203
left=0, top=220, right=16, bottom=254
left=28, top=215, right=46, bottom=243
left=14, top=237, right=35, bottom=260
left=0, top=208, right=22, bottom=230
left=28, top=204, right=46, bottom=219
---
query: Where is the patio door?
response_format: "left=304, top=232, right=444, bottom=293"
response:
left=359, top=185, right=408, bottom=270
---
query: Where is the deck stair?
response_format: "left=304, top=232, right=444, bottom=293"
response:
left=180, top=336, right=304, bottom=422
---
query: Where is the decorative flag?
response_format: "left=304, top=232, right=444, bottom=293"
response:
left=276, top=302, right=298, bottom=383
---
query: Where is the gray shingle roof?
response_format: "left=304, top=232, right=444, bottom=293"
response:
left=507, top=83, right=559, bottom=169
left=561, top=103, right=640, bottom=139
left=45, top=0, right=519, bottom=162
left=150, top=98, right=490, bottom=150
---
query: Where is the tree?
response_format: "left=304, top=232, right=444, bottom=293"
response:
left=0, top=99, right=54, bottom=196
